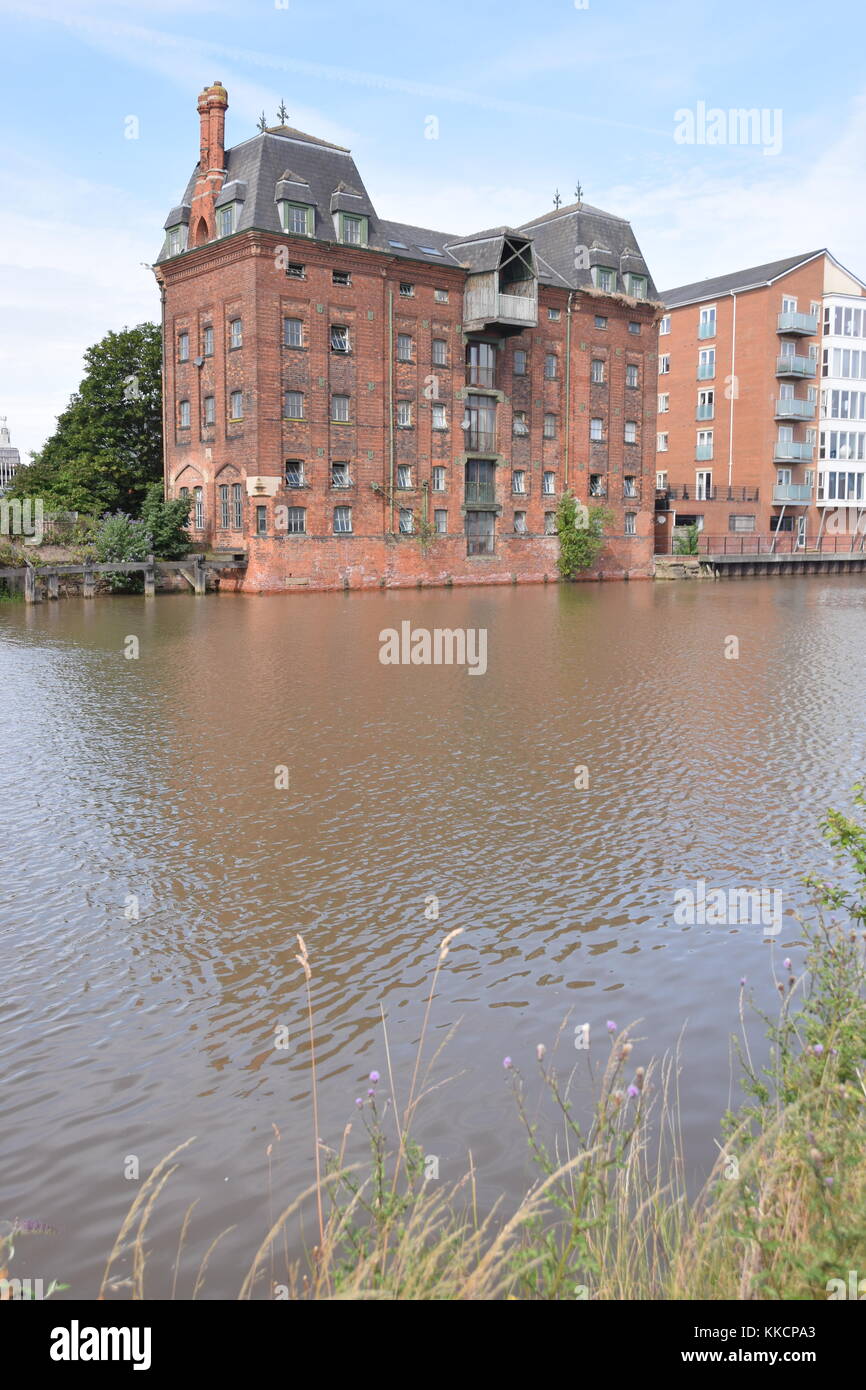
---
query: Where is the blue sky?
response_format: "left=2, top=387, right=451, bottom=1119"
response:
left=2, top=0, right=865, bottom=457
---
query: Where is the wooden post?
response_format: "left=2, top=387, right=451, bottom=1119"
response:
left=144, top=555, right=156, bottom=598
left=46, top=570, right=59, bottom=600
left=24, top=565, right=38, bottom=604
left=194, top=555, right=206, bottom=596
left=83, top=563, right=95, bottom=599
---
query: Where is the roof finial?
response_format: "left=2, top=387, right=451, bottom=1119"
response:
left=575, top=181, right=583, bottom=205
left=553, top=189, right=562, bottom=209
left=277, top=99, right=290, bottom=126
left=257, top=111, right=267, bottom=133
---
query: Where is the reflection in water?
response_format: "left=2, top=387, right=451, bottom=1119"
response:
left=1, top=577, right=864, bottom=1297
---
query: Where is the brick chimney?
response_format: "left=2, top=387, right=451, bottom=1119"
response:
left=190, top=81, right=229, bottom=247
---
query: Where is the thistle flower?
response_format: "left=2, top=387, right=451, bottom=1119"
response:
left=606, top=1021, right=617, bottom=1033
left=369, top=1070, right=380, bottom=1083
left=812, top=1043, right=824, bottom=1056
left=783, top=958, right=791, bottom=971
left=627, top=1084, right=639, bottom=1099
left=355, top=1098, right=363, bottom=1107
left=503, top=1056, right=513, bottom=1069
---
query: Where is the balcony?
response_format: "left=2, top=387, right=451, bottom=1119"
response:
left=698, top=321, right=716, bottom=340
left=774, top=441, right=814, bottom=463
left=776, top=355, right=816, bottom=378
left=696, top=444, right=714, bottom=461
left=463, top=428, right=496, bottom=454
left=696, top=404, right=714, bottom=420
left=463, top=257, right=538, bottom=333
left=773, top=483, right=812, bottom=504
left=697, top=364, right=715, bottom=380
left=775, top=397, right=816, bottom=420
left=668, top=485, right=760, bottom=502
left=777, top=310, right=818, bottom=336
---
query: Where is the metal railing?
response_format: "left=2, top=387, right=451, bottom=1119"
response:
left=688, top=533, right=866, bottom=556
left=665, top=485, right=760, bottom=502
left=464, top=482, right=496, bottom=505
left=776, top=355, right=816, bottom=378
left=773, top=441, right=814, bottom=462
left=772, top=483, right=812, bottom=503
left=464, top=428, right=496, bottom=453
left=777, top=311, right=818, bottom=335
left=775, top=398, right=816, bottom=419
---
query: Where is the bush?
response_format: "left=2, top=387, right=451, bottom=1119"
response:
left=554, top=492, right=612, bottom=579
left=140, top=483, right=191, bottom=560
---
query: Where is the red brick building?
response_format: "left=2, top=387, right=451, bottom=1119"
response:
left=654, top=251, right=866, bottom=553
left=155, top=83, right=661, bottom=591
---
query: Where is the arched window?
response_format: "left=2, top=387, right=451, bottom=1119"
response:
left=194, top=486, right=204, bottom=529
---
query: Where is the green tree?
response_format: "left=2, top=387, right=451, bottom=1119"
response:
left=140, top=483, right=191, bottom=560
left=674, top=523, right=700, bottom=555
left=7, top=324, right=162, bottom=516
left=554, top=492, right=612, bottom=579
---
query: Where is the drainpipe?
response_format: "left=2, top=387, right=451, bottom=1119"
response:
left=158, top=275, right=169, bottom=500
left=564, top=291, right=573, bottom=490
left=387, top=288, right=395, bottom=534
left=728, top=290, right=737, bottom=491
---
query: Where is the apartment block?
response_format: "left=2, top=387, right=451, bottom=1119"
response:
left=154, top=83, right=661, bottom=592
left=654, top=251, right=866, bottom=551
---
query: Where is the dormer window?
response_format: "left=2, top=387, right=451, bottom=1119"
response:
left=626, top=273, right=647, bottom=300
left=592, top=266, right=616, bottom=292
left=280, top=202, right=313, bottom=237
left=339, top=213, right=367, bottom=246
left=217, top=204, right=236, bottom=238
left=166, top=225, right=186, bottom=257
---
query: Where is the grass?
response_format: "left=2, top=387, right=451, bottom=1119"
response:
left=88, top=786, right=866, bottom=1300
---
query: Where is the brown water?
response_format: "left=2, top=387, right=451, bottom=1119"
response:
left=2, top=577, right=865, bottom=1298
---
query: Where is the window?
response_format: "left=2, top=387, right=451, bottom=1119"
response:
left=698, top=349, right=716, bottom=379
left=659, top=315, right=671, bottom=335
left=513, top=349, right=527, bottom=375
left=624, top=511, right=637, bottom=535
left=285, top=507, right=306, bottom=534
left=229, top=318, right=242, bottom=349
left=219, top=485, right=230, bottom=528
left=332, top=270, right=351, bottom=286
left=699, top=306, right=717, bottom=337
left=595, top=315, right=608, bottom=329
left=331, top=394, right=350, bottom=422
left=340, top=214, right=366, bottom=246
left=658, top=393, right=669, bottom=413
left=657, top=432, right=669, bottom=451
left=656, top=470, right=668, bottom=489
left=697, top=429, right=713, bottom=459
left=432, top=403, right=447, bottom=430
left=229, top=391, right=243, bottom=421
left=396, top=401, right=412, bottom=428
left=590, top=416, right=603, bottom=441
left=232, top=483, right=242, bottom=530
left=589, top=474, right=606, bottom=497
left=256, top=504, right=267, bottom=536
left=399, top=508, right=414, bottom=534
left=285, top=460, right=304, bottom=487
left=203, top=325, right=214, bottom=357
left=434, top=288, right=449, bottom=303
left=782, top=295, right=797, bottom=314
left=194, top=486, right=203, bottom=529
left=203, top=395, right=215, bottom=426
left=544, top=511, right=557, bottom=535
left=626, top=274, right=647, bottom=300
left=331, top=461, right=351, bottom=488
left=399, top=282, right=414, bottom=298
left=512, top=468, right=526, bottom=494
left=626, top=363, right=639, bottom=388
left=548, top=307, right=561, bottom=321
left=166, top=226, right=185, bottom=257
left=623, top=475, right=637, bottom=497
left=282, top=203, right=312, bottom=236
left=217, top=204, right=235, bottom=238
left=284, top=390, right=304, bottom=419
left=697, top=388, right=714, bottom=419
left=283, top=317, right=303, bottom=348
left=514, top=510, right=527, bottom=534
left=434, top=508, right=448, bottom=532
left=628, top=321, right=641, bottom=335
left=542, top=471, right=555, bottom=495
left=544, top=352, right=557, bottom=379
left=178, top=332, right=189, bottom=362
left=179, top=486, right=189, bottom=499
left=544, top=412, right=556, bottom=438
left=624, top=420, right=637, bottom=443
left=593, top=266, right=616, bottom=292
left=286, top=262, right=305, bottom=279
left=397, top=464, right=413, bottom=488
left=591, top=358, right=605, bottom=384
left=397, top=333, right=413, bottom=361
left=432, top=466, right=446, bottom=491
left=432, top=338, right=448, bottom=366
left=467, top=341, right=496, bottom=388
left=696, top=467, right=713, bottom=499
left=659, top=354, right=670, bottom=374
left=334, top=506, right=352, bottom=533
left=179, top=399, right=191, bottom=428
left=729, top=514, right=756, bottom=532
left=513, top=411, right=529, bottom=437
left=331, top=325, right=350, bottom=353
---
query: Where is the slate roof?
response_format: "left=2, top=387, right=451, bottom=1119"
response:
left=157, top=127, right=656, bottom=296
left=660, top=252, right=826, bottom=308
